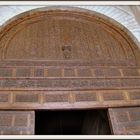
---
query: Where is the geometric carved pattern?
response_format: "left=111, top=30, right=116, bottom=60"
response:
left=0, top=61, right=140, bottom=78
left=108, top=107, right=140, bottom=135
left=0, top=9, right=139, bottom=63
left=0, top=111, right=34, bottom=135
left=0, top=60, right=139, bottom=109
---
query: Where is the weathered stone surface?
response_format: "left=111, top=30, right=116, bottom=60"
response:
left=0, top=111, right=34, bottom=135
left=109, top=107, right=140, bottom=135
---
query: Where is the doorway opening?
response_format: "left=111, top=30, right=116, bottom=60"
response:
left=35, top=109, right=111, bottom=135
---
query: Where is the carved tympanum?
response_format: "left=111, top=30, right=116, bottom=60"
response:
left=0, top=8, right=139, bottom=64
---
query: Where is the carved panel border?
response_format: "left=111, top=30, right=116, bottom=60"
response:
left=0, top=89, right=139, bottom=109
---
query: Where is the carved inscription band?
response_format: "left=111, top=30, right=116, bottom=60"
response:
left=0, top=78, right=139, bottom=90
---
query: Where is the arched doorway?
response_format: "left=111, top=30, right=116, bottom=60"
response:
left=0, top=7, right=140, bottom=135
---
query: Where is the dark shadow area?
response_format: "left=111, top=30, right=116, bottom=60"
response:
left=35, top=109, right=111, bottom=135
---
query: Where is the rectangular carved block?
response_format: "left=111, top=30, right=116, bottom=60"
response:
left=15, top=94, right=39, bottom=103
left=0, top=111, right=34, bottom=135
left=90, top=79, right=106, bottom=88
left=14, top=114, right=28, bottom=126
left=47, top=68, right=62, bottom=77
left=108, top=107, right=140, bottom=135
left=16, top=68, right=30, bottom=77
left=121, top=79, right=140, bottom=87
left=45, top=94, right=68, bottom=102
left=36, top=80, right=53, bottom=87
left=77, top=68, right=92, bottom=77
left=0, top=93, right=9, bottom=102
left=2, top=79, right=18, bottom=87
left=103, top=92, right=124, bottom=101
left=53, top=80, right=70, bottom=88
left=129, top=91, right=140, bottom=100
left=0, top=68, right=12, bottom=77
left=104, top=68, right=121, bottom=77
left=94, top=69, right=104, bottom=77
left=34, top=68, right=44, bottom=77
left=125, top=123, right=140, bottom=132
left=129, top=111, right=140, bottom=121
left=0, top=115, right=12, bottom=126
left=75, top=92, right=97, bottom=102
left=122, top=69, right=139, bottom=76
left=64, top=68, right=75, bottom=77
left=105, top=79, right=121, bottom=88
left=115, top=112, right=129, bottom=122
